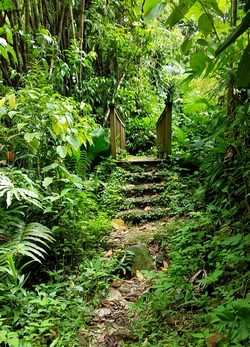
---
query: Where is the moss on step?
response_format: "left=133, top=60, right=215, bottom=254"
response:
left=125, top=244, right=154, bottom=276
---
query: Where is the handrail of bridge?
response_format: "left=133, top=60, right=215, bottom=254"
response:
left=156, top=102, right=172, bottom=159
left=109, top=104, right=126, bottom=159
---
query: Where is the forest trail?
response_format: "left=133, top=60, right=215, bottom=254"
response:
left=79, top=165, right=170, bottom=346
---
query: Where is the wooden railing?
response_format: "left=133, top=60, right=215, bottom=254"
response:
left=109, top=105, right=126, bottom=159
left=156, top=102, right=172, bottom=159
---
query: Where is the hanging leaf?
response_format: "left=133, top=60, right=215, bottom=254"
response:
left=166, top=0, right=196, bottom=28
left=66, top=135, right=80, bottom=150
left=197, top=38, right=208, bottom=46
left=190, top=51, right=211, bottom=73
left=144, top=2, right=167, bottom=22
left=207, top=0, right=224, bottom=17
left=198, top=13, right=213, bottom=37
left=56, top=145, right=68, bottom=158
left=0, top=97, right=5, bottom=107
left=143, top=0, right=162, bottom=14
left=236, top=42, right=250, bottom=88
left=181, top=38, right=193, bottom=54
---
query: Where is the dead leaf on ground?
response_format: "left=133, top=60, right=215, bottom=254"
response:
left=206, top=332, right=225, bottom=347
left=97, top=334, right=106, bottom=343
left=104, top=249, right=112, bottom=258
left=136, top=270, right=144, bottom=281
left=111, top=280, right=123, bottom=288
left=163, top=260, right=169, bottom=269
left=111, top=219, right=127, bottom=230
left=104, top=332, right=118, bottom=347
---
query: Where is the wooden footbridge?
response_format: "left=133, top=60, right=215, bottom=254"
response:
left=109, top=103, right=172, bottom=165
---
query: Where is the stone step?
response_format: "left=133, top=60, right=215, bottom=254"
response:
left=123, top=170, right=164, bottom=184
left=116, top=157, right=168, bottom=169
left=117, top=207, right=169, bottom=224
left=121, top=194, right=162, bottom=210
left=123, top=182, right=166, bottom=197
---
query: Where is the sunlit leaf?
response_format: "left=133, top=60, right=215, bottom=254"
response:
left=56, top=145, right=68, bottom=158
left=66, top=135, right=80, bottom=150
left=198, top=13, right=213, bottom=37
left=8, top=94, right=16, bottom=109
left=0, top=97, right=5, bottom=107
left=181, top=38, right=193, bottom=54
left=166, top=0, right=196, bottom=28
left=24, top=133, right=35, bottom=142
left=42, top=177, right=53, bottom=188
left=144, top=2, right=167, bottom=22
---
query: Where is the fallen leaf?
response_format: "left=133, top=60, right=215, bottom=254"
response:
left=136, top=270, right=144, bottom=280
left=104, top=249, right=112, bottom=258
left=163, top=260, right=169, bottom=269
left=206, top=332, right=224, bottom=346
left=111, top=218, right=126, bottom=230
left=49, top=329, right=57, bottom=337
left=112, top=280, right=122, bottom=288
left=97, top=334, right=106, bottom=343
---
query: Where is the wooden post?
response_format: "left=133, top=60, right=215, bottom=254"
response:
left=110, top=105, right=116, bottom=159
left=166, top=102, right=172, bottom=156
left=156, top=102, right=172, bottom=158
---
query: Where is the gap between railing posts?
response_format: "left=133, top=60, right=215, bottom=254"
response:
left=109, top=104, right=126, bottom=159
left=156, top=102, right=172, bottom=159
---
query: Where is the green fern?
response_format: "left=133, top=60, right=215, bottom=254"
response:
left=0, top=222, right=54, bottom=265
left=0, top=172, right=42, bottom=208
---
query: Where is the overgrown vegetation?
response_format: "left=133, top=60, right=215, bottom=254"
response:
left=0, top=0, right=249, bottom=346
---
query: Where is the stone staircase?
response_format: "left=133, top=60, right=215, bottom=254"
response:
left=116, top=164, right=168, bottom=224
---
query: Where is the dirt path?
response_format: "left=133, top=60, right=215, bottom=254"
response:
left=78, top=220, right=167, bottom=347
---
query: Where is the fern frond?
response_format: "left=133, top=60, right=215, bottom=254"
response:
left=1, top=222, right=54, bottom=265
left=76, top=149, right=92, bottom=179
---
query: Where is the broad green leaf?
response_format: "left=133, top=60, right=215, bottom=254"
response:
left=42, top=162, right=59, bottom=173
left=197, top=38, right=208, bottom=46
left=29, top=138, right=39, bottom=150
left=236, top=307, right=250, bottom=320
left=217, top=309, right=235, bottom=322
left=17, top=123, right=27, bottom=131
left=222, top=234, right=242, bottom=245
left=236, top=41, right=250, bottom=88
left=42, top=177, right=53, bottom=188
left=207, top=0, right=224, bottom=17
left=0, top=97, right=5, bottom=107
left=0, top=0, right=14, bottom=10
left=189, top=51, right=211, bottom=72
left=143, top=0, right=161, bottom=13
left=56, top=145, right=68, bottom=158
left=52, top=123, right=61, bottom=135
left=66, top=135, right=80, bottom=150
left=181, top=38, right=193, bottom=54
left=7, top=43, right=17, bottom=63
left=144, top=2, right=167, bottom=22
left=0, top=42, right=9, bottom=60
left=166, top=0, right=196, bottom=28
left=198, top=13, right=213, bottom=37
left=24, top=133, right=35, bottom=142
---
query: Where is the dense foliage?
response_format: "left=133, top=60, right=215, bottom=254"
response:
left=0, top=0, right=249, bottom=346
